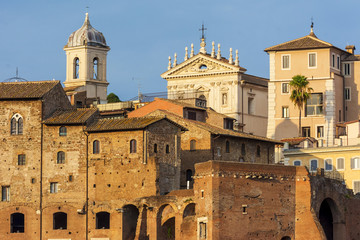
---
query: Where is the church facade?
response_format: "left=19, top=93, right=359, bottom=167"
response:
left=162, top=38, right=269, bottom=136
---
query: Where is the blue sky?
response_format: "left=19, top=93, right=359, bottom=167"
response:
left=1, top=0, right=360, bottom=100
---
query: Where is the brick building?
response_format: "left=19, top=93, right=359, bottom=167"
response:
left=128, top=98, right=279, bottom=188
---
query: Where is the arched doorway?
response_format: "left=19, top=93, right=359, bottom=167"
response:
left=157, top=204, right=175, bottom=240
left=319, top=199, right=334, bottom=240
left=122, top=205, right=139, bottom=240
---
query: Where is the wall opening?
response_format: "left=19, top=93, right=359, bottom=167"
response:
left=53, top=212, right=67, bottom=230
left=183, top=203, right=196, bottom=218
left=10, top=213, right=24, bottom=233
left=122, top=205, right=139, bottom=240
left=157, top=204, right=175, bottom=240
left=96, top=211, right=110, bottom=229
left=319, top=199, right=333, bottom=240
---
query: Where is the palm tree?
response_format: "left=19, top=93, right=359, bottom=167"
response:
left=289, top=75, right=313, bottom=137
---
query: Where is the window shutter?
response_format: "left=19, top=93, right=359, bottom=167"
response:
left=351, top=158, right=355, bottom=169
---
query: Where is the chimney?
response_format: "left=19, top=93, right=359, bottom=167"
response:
left=345, top=45, right=356, bottom=54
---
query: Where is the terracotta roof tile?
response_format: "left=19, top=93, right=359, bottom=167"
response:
left=242, top=73, right=268, bottom=87
left=0, top=81, right=60, bottom=99
left=281, top=137, right=317, bottom=145
left=86, top=116, right=187, bottom=132
left=44, top=108, right=98, bottom=125
left=265, top=34, right=332, bottom=52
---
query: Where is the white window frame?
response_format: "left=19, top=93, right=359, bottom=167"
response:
left=316, top=125, right=325, bottom=138
left=281, top=54, right=291, bottom=70
left=310, top=159, right=318, bottom=172
left=50, top=182, right=58, bottom=193
left=293, top=160, right=302, bottom=166
left=282, top=106, right=289, bottom=118
left=351, top=157, right=360, bottom=170
left=343, top=63, right=351, bottom=76
left=308, top=52, right=317, bottom=69
left=353, top=180, right=360, bottom=194
left=345, top=87, right=351, bottom=101
left=1, top=186, right=10, bottom=202
left=336, top=157, right=345, bottom=171
left=281, top=82, right=290, bottom=94
left=324, top=158, right=333, bottom=171
left=331, top=53, right=336, bottom=68
left=197, top=217, right=208, bottom=240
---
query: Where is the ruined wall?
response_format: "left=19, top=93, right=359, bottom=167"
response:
left=194, top=161, right=296, bottom=240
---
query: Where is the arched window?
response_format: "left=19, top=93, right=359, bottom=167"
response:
left=241, top=143, right=246, bottom=156
left=310, top=159, right=318, bottom=172
left=225, top=140, right=230, bottom=153
left=256, top=145, right=261, bottom=157
left=59, top=126, right=67, bottom=136
left=93, top=58, right=98, bottom=79
left=93, top=140, right=100, bottom=154
left=186, top=169, right=193, bottom=182
left=154, top=144, right=157, bottom=153
left=10, top=213, right=24, bottom=233
left=190, top=140, right=196, bottom=151
left=96, top=211, right=110, bottom=229
left=53, top=212, right=67, bottom=230
left=166, top=144, right=170, bottom=154
left=130, top=139, right=137, bottom=153
left=74, top=58, right=79, bottom=79
left=57, top=151, right=65, bottom=164
left=10, top=114, right=23, bottom=135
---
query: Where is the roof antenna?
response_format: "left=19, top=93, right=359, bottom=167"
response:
left=3, top=67, right=28, bottom=82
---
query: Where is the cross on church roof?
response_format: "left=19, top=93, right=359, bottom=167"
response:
left=199, top=23, right=207, bottom=40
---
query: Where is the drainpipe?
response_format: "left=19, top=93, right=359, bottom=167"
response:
left=83, top=126, right=89, bottom=240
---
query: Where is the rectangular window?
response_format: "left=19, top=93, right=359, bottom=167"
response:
left=310, top=159, right=318, bottom=172
left=18, top=154, right=26, bottom=165
left=50, top=182, right=58, bottom=193
left=199, top=222, right=207, bottom=239
left=344, top=63, right=351, bottom=76
left=309, top=53, right=317, bottom=68
left=223, top=119, right=233, bottom=130
left=351, top=157, right=360, bottom=169
left=336, top=158, right=345, bottom=171
left=302, top=127, right=311, bottom=137
left=353, top=181, right=360, bottom=194
left=332, top=54, right=335, bottom=68
left=306, top=93, right=323, bottom=116
left=345, top=87, right=351, bottom=101
left=325, top=159, right=333, bottom=171
left=337, top=55, right=340, bottom=69
left=187, top=111, right=196, bottom=120
left=282, top=83, right=289, bottom=93
left=282, top=106, right=289, bottom=118
left=1, top=186, right=10, bottom=201
left=282, top=55, right=290, bottom=69
left=248, top=98, right=254, bottom=115
left=317, top=126, right=324, bottom=138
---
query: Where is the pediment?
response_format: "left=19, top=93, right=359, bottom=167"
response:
left=161, top=53, right=245, bottom=79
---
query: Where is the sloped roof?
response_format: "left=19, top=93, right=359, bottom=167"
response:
left=343, top=54, right=360, bottom=62
left=146, top=109, right=281, bottom=144
left=281, top=137, right=317, bottom=146
left=0, top=81, right=60, bottom=100
left=265, top=34, right=333, bottom=52
left=158, top=98, right=206, bottom=111
left=86, top=116, right=187, bottom=132
left=44, top=108, right=98, bottom=125
left=242, top=73, right=268, bottom=87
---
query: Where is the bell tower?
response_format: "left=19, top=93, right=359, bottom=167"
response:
left=63, top=13, right=110, bottom=105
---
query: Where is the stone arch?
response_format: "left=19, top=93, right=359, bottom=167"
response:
left=182, top=203, right=196, bottom=218
left=122, top=204, right=139, bottom=240
left=157, top=204, right=176, bottom=240
left=318, top=197, right=344, bottom=240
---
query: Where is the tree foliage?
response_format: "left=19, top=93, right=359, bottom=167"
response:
left=107, top=93, right=121, bottom=103
left=289, top=75, right=313, bottom=137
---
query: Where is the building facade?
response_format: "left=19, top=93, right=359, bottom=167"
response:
left=265, top=27, right=359, bottom=146
left=162, top=39, right=268, bottom=136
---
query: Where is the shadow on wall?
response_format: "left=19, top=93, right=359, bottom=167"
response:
left=275, top=119, right=298, bottom=140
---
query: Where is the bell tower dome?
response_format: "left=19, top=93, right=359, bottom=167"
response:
left=63, top=13, right=110, bottom=106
